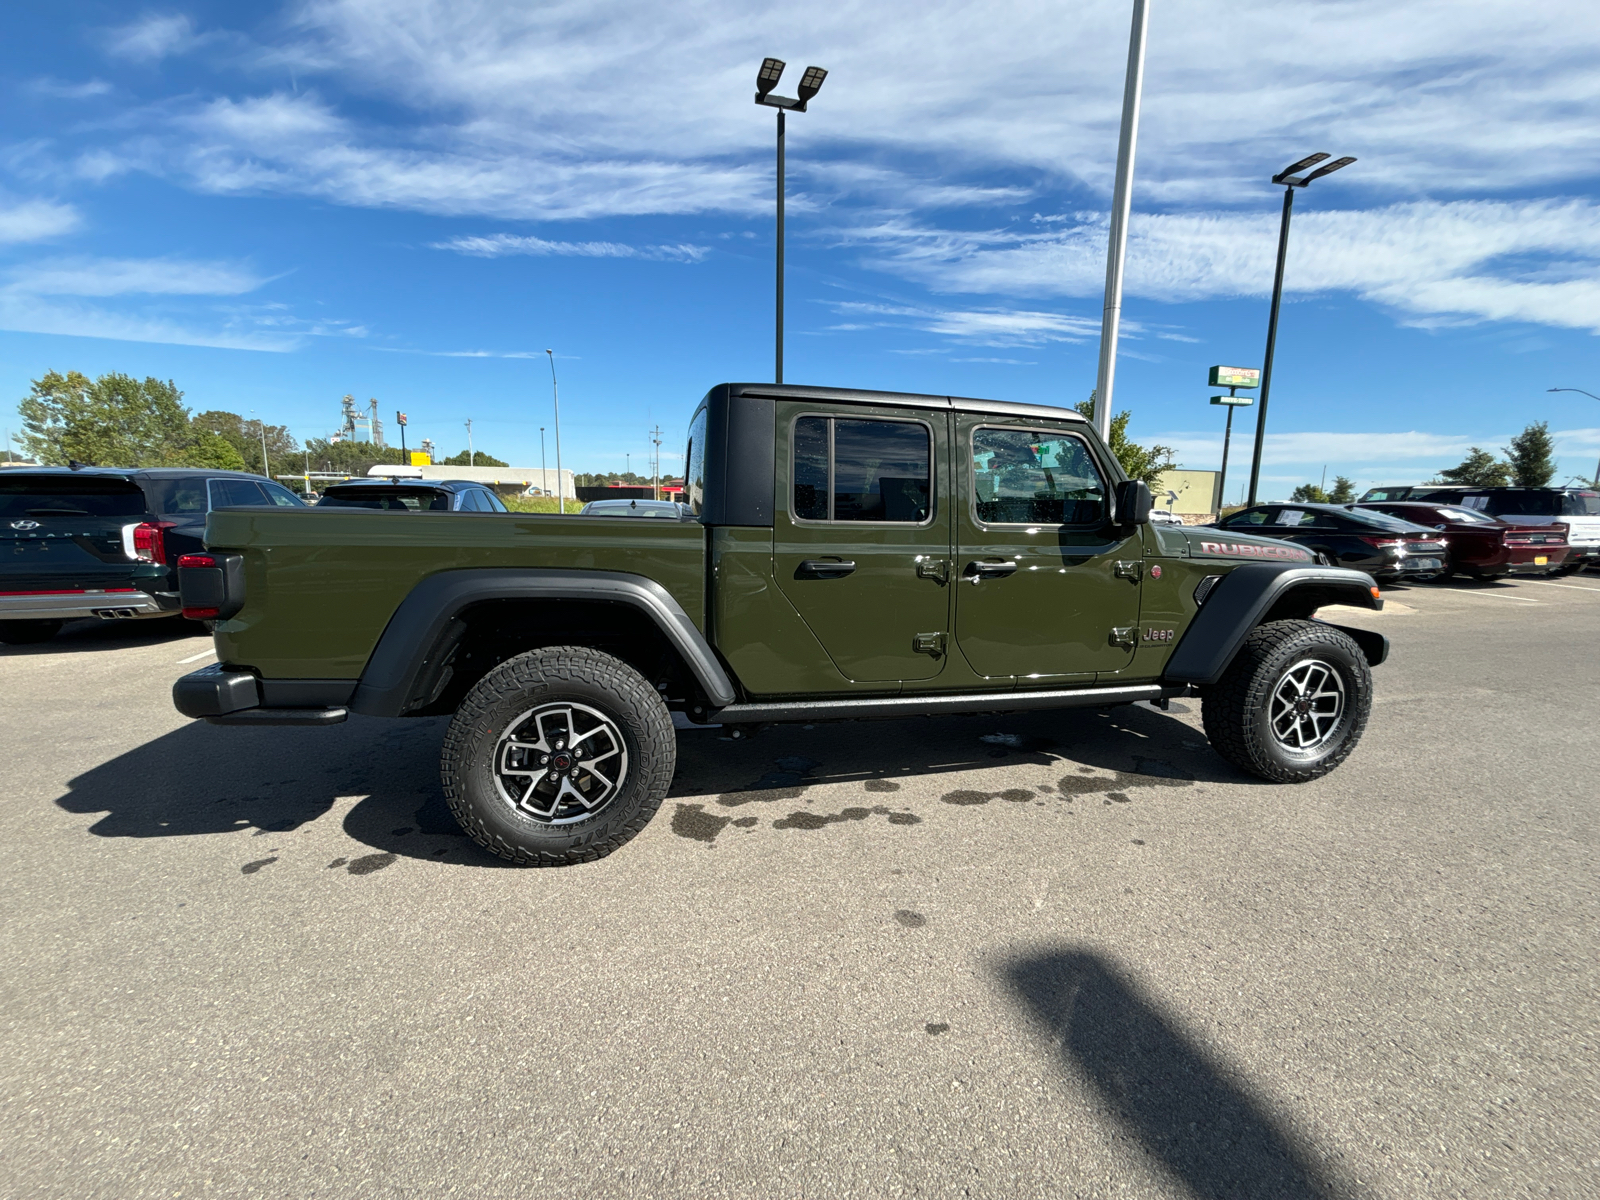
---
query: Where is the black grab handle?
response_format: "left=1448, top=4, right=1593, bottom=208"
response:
left=797, top=559, right=857, bottom=578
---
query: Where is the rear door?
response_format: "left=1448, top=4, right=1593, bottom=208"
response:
left=773, top=402, right=953, bottom=683
left=953, top=416, right=1142, bottom=682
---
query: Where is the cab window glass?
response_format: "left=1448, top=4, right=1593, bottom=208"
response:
left=683, top=406, right=708, bottom=517
left=1224, top=508, right=1272, bottom=526
left=456, top=490, right=481, bottom=511
left=791, top=416, right=930, bottom=523
left=483, top=490, right=508, bottom=512
left=972, top=428, right=1104, bottom=525
left=149, top=478, right=208, bottom=514
left=1273, top=508, right=1320, bottom=527
left=1560, top=492, right=1600, bottom=516
left=261, top=482, right=303, bottom=507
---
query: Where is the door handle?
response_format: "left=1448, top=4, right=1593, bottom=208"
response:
left=916, top=558, right=949, bottom=584
left=797, top=559, right=857, bottom=578
left=965, top=559, right=1019, bottom=581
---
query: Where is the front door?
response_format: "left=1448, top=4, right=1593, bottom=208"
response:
left=773, top=404, right=953, bottom=682
left=953, top=416, right=1142, bottom=681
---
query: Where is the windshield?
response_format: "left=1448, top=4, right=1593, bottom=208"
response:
left=317, top=489, right=451, bottom=511
left=0, top=474, right=147, bottom=518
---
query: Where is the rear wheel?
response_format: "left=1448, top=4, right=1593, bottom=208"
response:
left=439, top=646, right=675, bottom=866
left=1202, top=620, right=1372, bottom=783
left=0, top=619, right=63, bottom=645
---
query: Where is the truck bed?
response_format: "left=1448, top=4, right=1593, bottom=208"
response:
left=205, top=509, right=707, bottom=680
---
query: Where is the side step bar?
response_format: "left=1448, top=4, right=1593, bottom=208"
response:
left=205, top=708, right=348, bottom=727
left=711, top=683, right=1185, bottom=726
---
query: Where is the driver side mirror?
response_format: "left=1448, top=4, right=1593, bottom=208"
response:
left=1113, top=479, right=1152, bottom=527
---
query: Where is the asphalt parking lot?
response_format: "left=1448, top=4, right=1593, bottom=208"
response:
left=3, top=575, right=1597, bottom=1199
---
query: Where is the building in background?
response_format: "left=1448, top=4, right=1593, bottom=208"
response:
left=1150, top=469, right=1222, bottom=523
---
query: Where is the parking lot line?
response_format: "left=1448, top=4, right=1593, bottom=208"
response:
left=176, top=647, right=217, bottom=664
left=1432, top=589, right=1540, bottom=603
left=1517, top=579, right=1600, bottom=594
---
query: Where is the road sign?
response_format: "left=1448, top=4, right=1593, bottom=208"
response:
left=1211, top=394, right=1255, bottom=406
left=1208, top=365, right=1260, bottom=389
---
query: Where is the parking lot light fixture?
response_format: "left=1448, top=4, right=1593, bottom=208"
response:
left=755, top=57, right=829, bottom=383
left=1245, top=152, right=1357, bottom=506
left=1548, top=388, right=1600, bottom=486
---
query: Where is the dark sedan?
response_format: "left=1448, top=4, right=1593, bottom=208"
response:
left=315, top=479, right=509, bottom=512
left=577, top=499, right=693, bottom=519
left=1353, top=501, right=1569, bottom=580
left=1211, top=503, right=1450, bottom=581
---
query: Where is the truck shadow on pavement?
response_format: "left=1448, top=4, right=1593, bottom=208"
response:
left=1002, top=948, right=1353, bottom=1200
left=53, top=703, right=1249, bottom=864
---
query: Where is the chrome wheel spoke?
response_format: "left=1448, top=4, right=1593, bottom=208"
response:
left=1268, top=658, right=1346, bottom=753
left=492, top=701, right=630, bottom=826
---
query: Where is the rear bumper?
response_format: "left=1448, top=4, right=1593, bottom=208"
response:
left=0, top=589, right=174, bottom=621
left=173, top=664, right=349, bottom=725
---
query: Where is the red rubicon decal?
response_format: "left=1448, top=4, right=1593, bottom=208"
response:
left=1198, top=541, right=1312, bottom=561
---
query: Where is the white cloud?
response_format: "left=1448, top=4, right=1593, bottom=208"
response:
left=0, top=296, right=298, bottom=352
left=0, top=198, right=81, bottom=245
left=28, top=78, right=113, bottom=100
left=853, top=199, right=1600, bottom=333
left=432, top=234, right=707, bottom=262
left=825, top=300, right=1104, bottom=347
left=5, top=257, right=271, bottom=298
left=106, top=14, right=205, bottom=62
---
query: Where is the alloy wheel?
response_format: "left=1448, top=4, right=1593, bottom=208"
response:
left=493, top=702, right=629, bottom=825
left=1268, top=659, right=1346, bottom=751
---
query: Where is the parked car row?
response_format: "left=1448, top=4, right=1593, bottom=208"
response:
left=1210, top=490, right=1582, bottom=583
left=1356, top=485, right=1599, bottom=572
left=0, top=467, right=306, bottom=644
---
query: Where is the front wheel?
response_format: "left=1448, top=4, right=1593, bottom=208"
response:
left=0, top=619, right=63, bottom=645
left=1202, top=619, right=1372, bottom=783
left=440, top=646, right=676, bottom=866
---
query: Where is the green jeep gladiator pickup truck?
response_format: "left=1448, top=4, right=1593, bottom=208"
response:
left=173, top=383, right=1387, bottom=865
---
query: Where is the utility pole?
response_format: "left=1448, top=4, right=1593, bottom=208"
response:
left=465, top=418, right=474, bottom=467
left=250, top=409, right=270, bottom=478
left=1092, top=0, right=1151, bottom=444
left=540, top=427, right=547, bottom=497
left=649, top=425, right=663, bottom=500
left=546, top=350, right=564, bottom=512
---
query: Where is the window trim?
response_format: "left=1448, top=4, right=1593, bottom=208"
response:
left=967, top=424, right=1109, bottom=530
left=787, top=411, right=937, bottom=528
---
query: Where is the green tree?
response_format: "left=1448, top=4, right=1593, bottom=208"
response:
left=16, top=370, right=237, bottom=468
left=1327, top=475, right=1356, bottom=503
left=301, top=437, right=408, bottom=479
left=1437, top=447, right=1510, bottom=487
left=193, top=409, right=297, bottom=476
left=438, top=449, right=509, bottom=467
left=1290, top=483, right=1329, bottom=503
left=1073, top=395, right=1177, bottom=487
left=1504, top=422, right=1556, bottom=487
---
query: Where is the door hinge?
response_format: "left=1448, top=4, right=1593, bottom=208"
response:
left=1109, top=626, right=1137, bottom=650
left=912, top=632, right=946, bottom=658
left=915, top=558, right=949, bottom=584
left=1114, top=560, right=1143, bottom=582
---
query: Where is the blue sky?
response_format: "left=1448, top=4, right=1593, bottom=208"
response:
left=2, top=0, right=1598, bottom=496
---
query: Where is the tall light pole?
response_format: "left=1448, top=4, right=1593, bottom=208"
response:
left=1245, top=151, right=1356, bottom=505
left=546, top=350, right=564, bottom=511
left=464, top=418, right=474, bottom=467
left=540, top=426, right=548, bottom=497
left=1548, top=388, right=1600, bottom=487
left=755, top=58, right=828, bottom=384
left=1092, top=0, right=1151, bottom=444
left=249, top=409, right=270, bottom=478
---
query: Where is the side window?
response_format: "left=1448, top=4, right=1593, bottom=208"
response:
left=1225, top=508, right=1273, bottom=526
left=209, top=478, right=268, bottom=507
left=971, top=427, right=1104, bottom=525
left=683, top=406, right=708, bottom=517
left=157, top=479, right=209, bottom=514
left=790, top=416, right=931, bottom=523
left=482, top=489, right=508, bottom=512
left=444, top=491, right=471, bottom=511
left=260, top=482, right=303, bottom=507
left=1273, top=509, right=1320, bottom=528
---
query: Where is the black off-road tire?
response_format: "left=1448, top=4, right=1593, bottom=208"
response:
left=440, top=646, right=676, bottom=866
left=0, top=619, right=63, bottom=645
left=1201, top=619, right=1372, bottom=783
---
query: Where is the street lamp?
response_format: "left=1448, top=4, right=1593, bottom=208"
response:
left=1244, top=152, right=1356, bottom=505
left=249, top=409, right=270, bottom=479
left=754, top=57, right=828, bottom=384
left=546, top=350, right=564, bottom=511
left=1548, top=388, right=1600, bottom=487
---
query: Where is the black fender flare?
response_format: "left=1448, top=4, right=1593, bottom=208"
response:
left=1162, top=563, right=1384, bottom=686
left=348, top=568, right=737, bottom=717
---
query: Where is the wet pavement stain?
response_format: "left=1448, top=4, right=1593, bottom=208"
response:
left=894, top=910, right=928, bottom=928
left=347, top=852, right=396, bottom=875
left=732, top=816, right=759, bottom=828
left=940, top=788, right=1034, bottom=806
left=1108, top=792, right=1131, bottom=803
left=327, top=857, right=348, bottom=869
left=1055, top=762, right=1194, bottom=801
left=772, top=804, right=904, bottom=831
left=925, top=1022, right=950, bottom=1036
left=240, top=857, right=277, bottom=874
left=886, top=812, right=922, bottom=825
left=672, top=803, right=732, bottom=844
left=717, top=755, right=823, bottom=807
left=864, top=778, right=901, bottom=793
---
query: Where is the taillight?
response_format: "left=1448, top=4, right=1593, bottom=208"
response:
left=177, top=552, right=221, bottom=616
left=178, top=554, right=217, bottom=569
left=1358, top=536, right=1404, bottom=548
left=125, top=520, right=176, bottom=564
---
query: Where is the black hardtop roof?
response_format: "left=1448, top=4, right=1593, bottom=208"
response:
left=715, top=382, right=1086, bottom=424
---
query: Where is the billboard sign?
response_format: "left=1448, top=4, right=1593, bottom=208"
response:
left=1208, top=365, right=1260, bottom=389
left=1210, top=394, right=1255, bottom=407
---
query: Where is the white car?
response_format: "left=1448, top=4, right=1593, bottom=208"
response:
left=1149, top=508, right=1185, bottom=525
